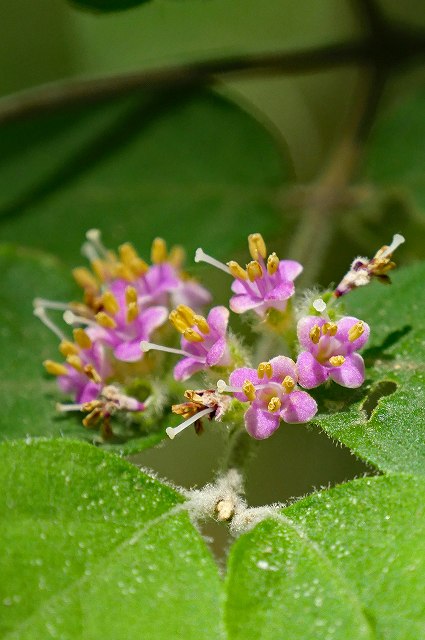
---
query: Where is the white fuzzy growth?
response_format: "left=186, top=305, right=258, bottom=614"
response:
left=313, top=298, right=326, bottom=313
left=381, top=233, right=405, bottom=258
left=194, top=248, right=231, bottom=274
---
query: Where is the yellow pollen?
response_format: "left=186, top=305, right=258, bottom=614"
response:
left=242, top=380, right=256, bottom=402
left=73, top=328, right=92, bottom=349
left=177, top=305, right=196, bottom=326
left=126, top=302, right=139, bottom=324
left=183, top=328, right=204, bottom=343
left=169, top=310, right=188, bottom=333
left=257, top=362, right=273, bottom=379
left=72, top=267, right=98, bottom=291
left=322, top=322, right=337, bottom=336
left=84, top=364, right=102, bottom=384
left=91, top=259, right=108, bottom=282
left=125, top=286, right=138, bottom=306
left=102, top=291, right=119, bottom=315
left=194, top=314, right=210, bottom=335
left=95, top=312, right=117, bottom=329
left=247, top=260, right=263, bottom=282
left=119, top=243, right=149, bottom=276
left=169, top=245, right=185, bottom=268
left=310, top=325, right=321, bottom=344
left=151, top=237, right=167, bottom=264
left=227, top=261, right=247, bottom=280
left=268, top=396, right=281, bottom=412
left=248, top=233, right=267, bottom=260
left=267, top=253, right=279, bottom=275
left=43, top=360, right=68, bottom=376
left=66, top=355, right=84, bottom=372
left=329, top=355, right=345, bottom=367
left=348, top=321, right=365, bottom=342
left=282, top=375, right=295, bottom=393
left=113, top=262, right=135, bottom=282
left=59, top=340, right=79, bottom=357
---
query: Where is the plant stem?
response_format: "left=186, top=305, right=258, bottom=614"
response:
left=221, top=426, right=258, bottom=477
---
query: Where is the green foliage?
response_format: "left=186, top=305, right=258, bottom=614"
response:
left=70, top=0, right=150, bottom=12
left=313, top=261, right=425, bottom=476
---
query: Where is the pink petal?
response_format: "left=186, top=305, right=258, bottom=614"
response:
left=173, top=357, right=204, bottom=382
left=139, top=306, right=168, bottom=336
left=296, top=351, right=329, bottom=388
left=265, top=281, right=294, bottom=302
left=207, top=306, right=229, bottom=336
left=280, top=390, right=317, bottom=423
left=330, top=353, right=365, bottom=388
left=229, top=367, right=259, bottom=401
left=230, top=294, right=262, bottom=314
left=206, top=337, right=228, bottom=366
left=231, top=279, right=250, bottom=295
left=114, top=340, right=142, bottom=362
left=297, top=316, right=326, bottom=351
left=278, top=260, right=303, bottom=282
left=244, top=403, right=281, bottom=439
left=268, top=355, right=297, bottom=382
left=173, top=280, right=212, bottom=310
left=77, top=381, right=102, bottom=404
left=336, top=316, right=370, bottom=351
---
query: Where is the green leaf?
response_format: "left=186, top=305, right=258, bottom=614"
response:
left=70, top=0, right=149, bottom=11
left=0, top=245, right=166, bottom=452
left=0, top=89, right=293, bottom=264
left=226, top=474, right=425, bottom=640
left=0, top=439, right=224, bottom=639
left=312, top=261, right=425, bottom=475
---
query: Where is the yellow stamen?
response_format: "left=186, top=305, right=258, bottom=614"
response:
left=84, top=364, right=102, bottom=384
left=183, top=328, right=204, bottom=343
left=43, top=360, right=68, bottom=376
left=113, top=262, right=135, bottom=282
left=169, top=245, right=185, bottom=268
left=322, top=322, right=337, bottom=336
left=177, top=305, right=196, bottom=326
left=329, top=355, right=345, bottom=367
left=73, top=328, right=92, bottom=349
left=82, top=409, right=102, bottom=428
left=194, top=314, right=210, bottom=334
left=91, top=259, right=108, bottom=282
left=227, top=261, right=247, bottom=280
left=348, top=321, right=365, bottom=342
left=248, top=233, right=267, bottom=260
left=59, top=340, right=79, bottom=357
left=282, top=375, right=295, bottom=393
left=126, top=302, right=139, bottom=323
left=102, top=291, right=119, bottom=315
left=268, top=396, right=281, bottom=412
left=247, top=260, right=263, bottom=282
left=151, top=237, right=167, bottom=264
left=310, top=325, right=321, bottom=344
left=267, top=253, right=279, bottom=275
left=66, top=355, right=84, bottom=372
left=95, top=312, right=117, bottom=329
left=169, top=310, right=189, bottom=333
left=119, top=243, right=149, bottom=276
left=125, top=286, right=138, bottom=306
left=257, top=362, right=273, bottom=379
left=242, top=380, right=256, bottom=402
left=72, top=267, right=98, bottom=291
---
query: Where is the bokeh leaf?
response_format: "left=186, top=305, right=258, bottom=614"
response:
left=312, top=261, right=425, bottom=475
left=70, top=0, right=150, bottom=12
left=0, top=439, right=224, bottom=639
left=226, top=474, right=425, bottom=639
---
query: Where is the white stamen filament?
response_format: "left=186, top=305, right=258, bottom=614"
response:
left=81, top=241, right=100, bottom=263
left=313, top=298, right=327, bottom=313
left=33, top=307, right=67, bottom=341
left=194, top=248, right=231, bottom=275
left=63, top=310, right=97, bottom=328
left=56, top=402, right=84, bottom=412
left=33, top=298, right=69, bottom=311
left=166, top=407, right=213, bottom=440
left=85, top=228, right=109, bottom=259
left=380, top=233, right=405, bottom=258
left=140, top=341, right=205, bottom=362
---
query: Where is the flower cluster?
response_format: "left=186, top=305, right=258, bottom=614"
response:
left=36, top=231, right=403, bottom=442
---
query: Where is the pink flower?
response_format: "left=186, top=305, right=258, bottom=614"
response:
left=220, top=356, right=317, bottom=439
left=296, top=316, right=370, bottom=389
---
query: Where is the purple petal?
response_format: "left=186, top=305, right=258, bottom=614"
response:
left=296, top=351, right=329, bottom=388
left=139, top=306, right=168, bottom=336
left=278, top=260, right=303, bottom=282
left=268, top=356, right=297, bottom=383
left=265, top=281, right=294, bottom=302
left=173, top=357, right=204, bottom=382
left=336, top=316, right=370, bottom=351
left=244, top=403, right=281, bottom=439
left=114, top=340, right=142, bottom=362
left=280, top=390, right=317, bottom=423
left=330, top=353, right=365, bottom=388
left=207, top=306, right=229, bottom=336
left=229, top=367, right=259, bottom=401
left=297, top=316, right=326, bottom=351
left=230, top=294, right=262, bottom=314
left=77, top=382, right=102, bottom=404
left=231, top=279, right=249, bottom=295
left=172, top=280, right=212, bottom=310
left=206, top=337, right=227, bottom=366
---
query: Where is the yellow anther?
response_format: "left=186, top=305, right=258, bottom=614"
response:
left=257, top=362, right=273, bottom=379
left=268, top=396, right=281, bottom=412
left=113, top=262, right=135, bottom=282
left=169, top=310, right=189, bottom=333
left=322, top=322, right=337, bottom=336
left=126, top=302, right=139, bottom=324
left=183, top=328, right=204, bottom=343
left=248, top=233, right=267, bottom=260
left=247, top=260, right=263, bottom=282
left=227, top=260, right=248, bottom=280
left=73, top=328, right=92, bottom=349
left=59, top=340, right=79, bottom=357
left=329, top=355, right=345, bottom=367
left=102, top=291, right=119, bottom=315
left=125, top=286, right=138, bottom=306
left=282, top=375, right=295, bottom=393
left=43, top=360, right=68, bottom=376
left=267, top=253, right=279, bottom=275
left=310, top=325, right=321, bottom=344
left=118, top=243, right=149, bottom=276
left=82, top=409, right=102, bottom=429
left=84, top=364, right=102, bottom=384
left=151, top=237, right=167, bottom=264
left=177, top=305, right=196, bottom=326
left=194, top=314, right=210, bottom=335
left=95, top=312, right=117, bottom=329
left=242, top=380, right=256, bottom=402
left=348, top=321, right=365, bottom=342
left=169, top=245, right=185, bottom=268
left=72, top=267, right=99, bottom=291
left=91, top=259, right=108, bottom=282
left=66, top=355, right=84, bottom=372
